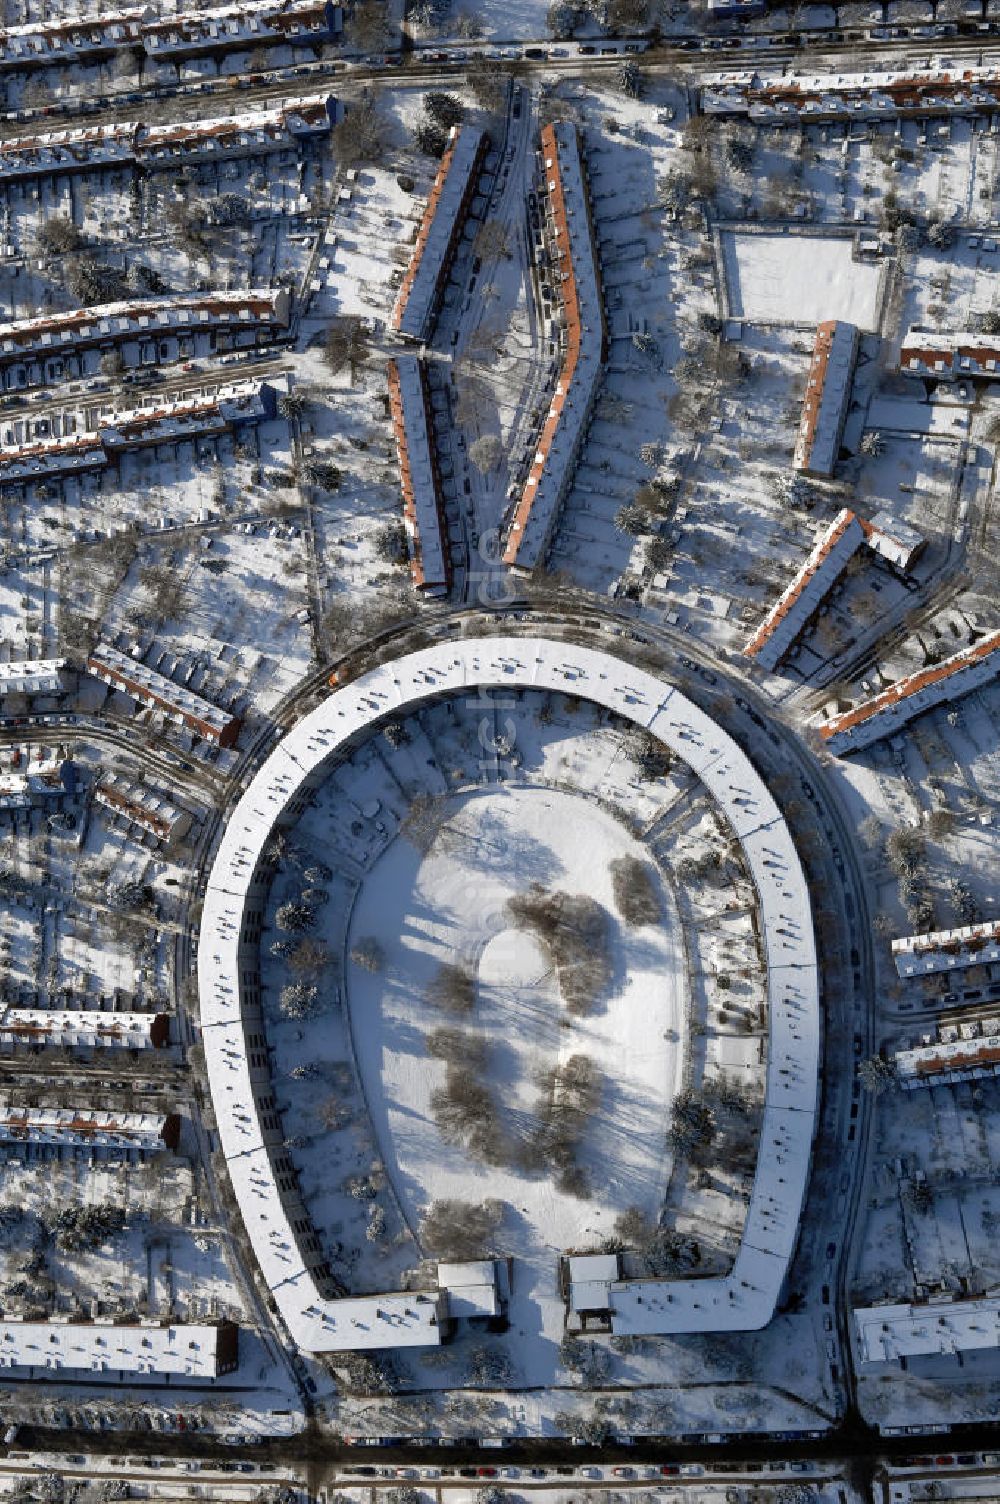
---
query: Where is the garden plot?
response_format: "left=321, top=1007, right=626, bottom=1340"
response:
left=419, top=0, right=550, bottom=41
left=0, top=562, right=49, bottom=659
left=0, top=1156, right=238, bottom=1319
left=721, top=117, right=993, bottom=239
left=898, top=236, right=1000, bottom=336
left=47, top=913, right=138, bottom=1009
left=304, top=151, right=421, bottom=325
left=142, top=525, right=313, bottom=713
left=290, top=355, right=421, bottom=643
left=641, top=342, right=824, bottom=650
left=721, top=230, right=884, bottom=329
left=855, top=1076, right=1000, bottom=1428
left=853, top=431, right=961, bottom=543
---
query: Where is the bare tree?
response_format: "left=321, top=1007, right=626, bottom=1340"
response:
left=332, top=96, right=386, bottom=166
left=425, top=960, right=476, bottom=1014
left=468, top=433, right=503, bottom=473
left=420, top=1197, right=504, bottom=1259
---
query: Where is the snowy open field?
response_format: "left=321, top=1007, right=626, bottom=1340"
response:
left=348, top=783, right=684, bottom=1349
left=721, top=231, right=885, bottom=329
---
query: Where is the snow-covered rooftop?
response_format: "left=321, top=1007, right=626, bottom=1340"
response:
left=744, top=508, right=866, bottom=671
left=199, top=637, right=819, bottom=1349
left=0, top=1009, right=169, bottom=1050
left=701, top=62, right=1000, bottom=121
left=0, top=658, right=66, bottom=695
left=820, top=629, right=1000, bottom=754
left=866, top=510, right=925, bottom=571
left=0, top=385, right=274, bottom=486
left=387, top=356, right=450, bottom=595
left=0, top=1319, right=238, bottom=1378
left=391, top=125, right=488, bottom=344
left=88, top=642, right=241, bottom=746
left=93, top=774, right=191, bottom=843
left=0, top=1107, right=179, bottom=1152
left=0, top=757, right=71, bottom=812
left=893, top=917, right=1000, bottom=977
left=792, top=321, right=858, bottom=476
left=894, top=1029, right=1000, bottom=1087
left=0, top=3, right=339, bottom=67
left=141, top=1, right=340, bottom=57
left=900, top=327, right=1000, bottom=380
left=503, top=124, right=607, bottom=572
left=0, top=97, right=336, bottom=183
left=855, top=1297, right=1000, bottom=1364
left=0, top=290, right=289, bottom=362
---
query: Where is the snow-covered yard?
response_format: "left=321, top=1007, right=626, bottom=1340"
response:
left=721, top=230, right=885, bottom=329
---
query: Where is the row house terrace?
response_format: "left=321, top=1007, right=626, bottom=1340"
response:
left=0, top=755, right=75, bottom=815
left=701, top=62, right=1000, bottom=122
left=0, top=95, right=337, bottom=184
left=0, top=1009, right=170, bottom=1051
left=819, top=628, right=1000, bottom=754
left=140, top=1, right=341, bottom=60
left=93, top=773, right=193, bottom=845
left=855, top=1297, right=1000, bottom=1365
left=503, top=122, right=607, bottom=573
left=0, top=289, right=290, bottom=374
left=0, top=1107, right=181, bottom=1155
left=0, top=1319, right=238, bottom=1380
left=391, top=124, right=489, bottom=344
left=0, top=2, right=339, bottom=70
left=894, top=1027, right=1000, bottom=1088
left=744, top=508, right=867, bottom=672
left=745, top=507, right=925, bottom=672
left=893, top=916, right=1000, bottom=977
left=792, top=320, right=859, bottom=476
left=900, top=327, right=1000, bottom=380
left=0, top=657, right=66, bottom=696
left=0, top=382, right=277, bottom=488
left=387, top=356, right=451, bottom=596
left=88, top=641, right=241, bottom=748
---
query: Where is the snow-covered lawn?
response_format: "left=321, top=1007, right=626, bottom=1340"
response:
left=721, top=230, right=884, bottom=329
left=348, top=783, right=684, bottom=1259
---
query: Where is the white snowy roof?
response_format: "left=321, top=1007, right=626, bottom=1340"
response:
left=88, top=642, right=237, bottom=738
left=855, top=1297, right=1000, bottom=1364
left=792, top=321, right=858, bottom=476
left=0, top=757, right=68, bottom=810
left=387, top=355, right=449, bottom=594
left=866, top=509, right=924, bottom=569
left=0, top=3, right=338, bottom=66
left=504, top=124, right=606, bottom=571
left=0, top=98, right=334, bottom=182
left=199, top=637, right=819, bottom=1347
left=392, top=125, right=487, bottom=342
left=701, top=62, right=1000, bottom=120
left=567, top=1253, right=622, bottom=1282
left=0, top=658, right=65, bottom=694
left=892, top=916, right=1000, bottom=976
left=820, top=629, right=1000, bottom=754
left=0, top=290, right=289, bottom=360
left=0, top=1107, right=174, bottom=1151
left=0, top=384, right=272, bottom=484
left=894, top=1030, right=1000, bottom=1085
left=94, top=775, right=188, bottom=840
left=0, top=1009, right=168, bottom=1050
left=436, top=1261, right=500, bottom=1318
left=142, top=1, right=339, bottom=56
left=0, top=1320, right=236, bottom=1378
left=744, top=508, right=866, bottom=670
